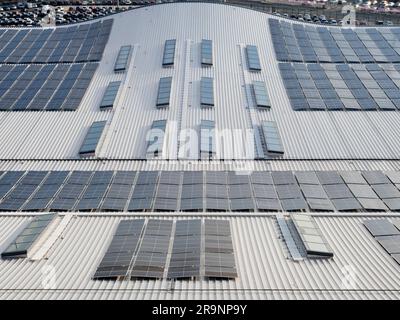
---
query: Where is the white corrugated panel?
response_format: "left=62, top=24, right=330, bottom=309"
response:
left=0, top=4, right=399, bottom=160
left=0, top=214, right=399, bottom=300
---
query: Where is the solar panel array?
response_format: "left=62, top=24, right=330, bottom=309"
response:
left=94, top=218, right=237, bottom=280
left=269, top=19, right=400, bottom=64
left=114, top=45, right=132, bottom=72
left=0, top=62, right=98, bottom=111
left=1, top=213, right=56, bottom=259
left=2, top=170, right=400, bottom=212
left=280, top=62, right=400, bottom=111
left=79, top=121, right=107, bottom=157
left=0, top=19, right=113, bottom=64
left=0, top=20, right=113, bottom=112
left=364, top=218, right=400, bottom=265
left=99, top=81, right=121, bottom=109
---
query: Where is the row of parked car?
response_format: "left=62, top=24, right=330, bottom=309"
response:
left=273, top=10, right=395, bottom=26
left=0, top=2, right=138, bottom=26
left=273, top=12, right=340, bottom=25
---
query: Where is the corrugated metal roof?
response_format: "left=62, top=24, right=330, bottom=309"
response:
left=0, top=213, right=400, bottom=300
left=0, top=159, right=399, bottom=171
left=1, top=3, right=400, bottom=160
left=1, top=3, right=400, bottom=300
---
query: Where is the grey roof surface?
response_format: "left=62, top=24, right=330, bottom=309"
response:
left=1, top=3, right=400, bottom=300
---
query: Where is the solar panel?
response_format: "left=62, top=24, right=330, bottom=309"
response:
left=205, top=184, right=228, bottom=198
left=130, top=219, right=173, bottom=278
left=182, top=171, right=203, bottom=185
left=295, top=171, right=320, bottom=185
left=22, top=198, right=53, bottom=211
left=93, top=219, right=145, bottom=280
left=131, top=183, right=157, bottom=199
left=252, top=81, right=271, bottom=109
left=136, top=171, right=159, bottom=185
left=112, top=171, right=136, bottom=185
left=200, top=77, right=214, bottom=108
left=205, top=171, right=227, bottom=184
left=181, top=184, right=203, bottom=199
left=255, top=198, right=281, bottom=211
left=0, top=198, right=27, bottom=211
left=128, top=197, right=153, bottom=211
left=291, top=214, right=333, bottom=258
left=250, top=171, right=273, bottom=185
left=260, top=121, right=284, bottom=155
left=1, top=214, right=56, bottom=259
left=101, top=198, right=128, bottom=211
left=156, top=183, right=179, bottom=199
left=180, top=198, right=203, bottom=211
left=114, top=45, right=132, bottom=72
left=358, top=198, right=387, bottom=211
left=376, top=235, right=400, bottom=254
left=331, top=198, right=362, bottom=211
left=275, top=184, right=303, bottom=200
left=382, top=198, right=400, bottom=211
left=205, top=198, right=230, bottom=211
left=362, top=171, right=391, bottom=185
left=79, top=121, right=106, bottom=157
left=66, top=171, right=93, bottom=185
left=305, top=197, right=334, bottom=211
left=162, top=39, right=176, bottom=67
left=200, top=120, right=216, bottom=159
left=372, top=184, right=400, bottom=199
left=156, top=77, right=172, bottom=108
left=168, top=220, right=202, bottom=279
left=272, top=172, right=296, bottom=186
left=347, top=182, right=376, bottom=197
left=146, top=120, right=166, bottom=159
left=230, top=198, right=254, bottom=211
left=280, top=198, right=308, bottom=211
left=201, top=39, right=213, bottom=66
left=300, top=184, right=327, bottom=199
left=316, top=171, right=343, bottom=185
left=49, top=198, right=77, bottom=211
left=227, top=172, right=250, bottom=185
left=323, top=184, right=353, bottom=199
left=105, top=184, right=132, bottom=199
left=386, top=171, right=400, bottom=184
left=99, top=81, right=121, bottom=109
left=340, top=171, right=367, bottom=185
left=246, top=45, right=261, bottom=71
left=204, top=220, right=237, bottom=278
left=153, top=198, right=178, bottom=211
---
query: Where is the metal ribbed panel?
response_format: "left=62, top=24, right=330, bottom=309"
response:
left=0, top=4, right=399, bottom=160
left=0, top=214, right=399, bottom=300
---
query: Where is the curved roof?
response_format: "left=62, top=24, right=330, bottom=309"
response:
left=0, top=3, right=399, bottom=160
left=0, top=3, right=400, bottom=300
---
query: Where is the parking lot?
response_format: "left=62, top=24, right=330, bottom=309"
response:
left=1, top=1, right=400, bottom=27
left=0, top=1, right=146, bottom=26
